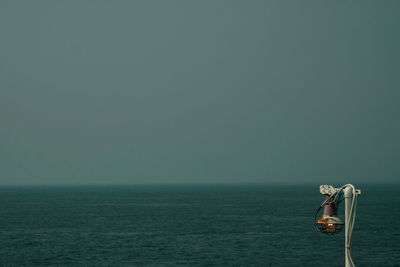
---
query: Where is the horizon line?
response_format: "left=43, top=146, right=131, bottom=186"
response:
left=0, top=181, right=398, bottom=187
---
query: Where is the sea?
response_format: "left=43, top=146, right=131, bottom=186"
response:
left=0, top=185, right=398, bottom=266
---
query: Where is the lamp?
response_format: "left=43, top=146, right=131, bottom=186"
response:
left=316, top=199, right=343, bottom=235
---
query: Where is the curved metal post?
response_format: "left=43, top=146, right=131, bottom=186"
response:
left=344, top=186, right=354, bottom=267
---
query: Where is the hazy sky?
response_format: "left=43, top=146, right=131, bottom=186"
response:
left=1, top=1, right=399, bottom=185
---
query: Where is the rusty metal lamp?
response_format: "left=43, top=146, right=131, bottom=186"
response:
left=316, top=197, right=343, bottom=234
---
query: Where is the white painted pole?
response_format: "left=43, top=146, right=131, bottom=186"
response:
left=344, top=186, right=354, bottom=267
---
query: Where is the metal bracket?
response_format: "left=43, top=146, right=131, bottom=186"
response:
left=320, top=185, right=361, bottom=196
left=320, top=185, right=340, bottom=196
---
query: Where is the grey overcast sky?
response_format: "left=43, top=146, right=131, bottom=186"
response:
left=0, top=1, right=399, bottom=185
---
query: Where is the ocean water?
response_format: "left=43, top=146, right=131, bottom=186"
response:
left=0, top=185, right=399, bottom=266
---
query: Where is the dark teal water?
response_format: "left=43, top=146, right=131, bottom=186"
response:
left=0, top=185, right=399, bottom=266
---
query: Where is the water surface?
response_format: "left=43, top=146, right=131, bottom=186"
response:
left=0, top=185, right=398, bottom=266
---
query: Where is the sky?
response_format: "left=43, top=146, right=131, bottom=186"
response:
left=0, top=1, right=399, bottom=185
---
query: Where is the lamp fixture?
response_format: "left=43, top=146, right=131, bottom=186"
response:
left=314, top=184, right=361, bottom=267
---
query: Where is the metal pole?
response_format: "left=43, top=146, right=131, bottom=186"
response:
left=344, top=186, right=353, bottom=267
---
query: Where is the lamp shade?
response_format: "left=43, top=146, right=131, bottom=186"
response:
left=316, top=201, right=343, bottom=235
